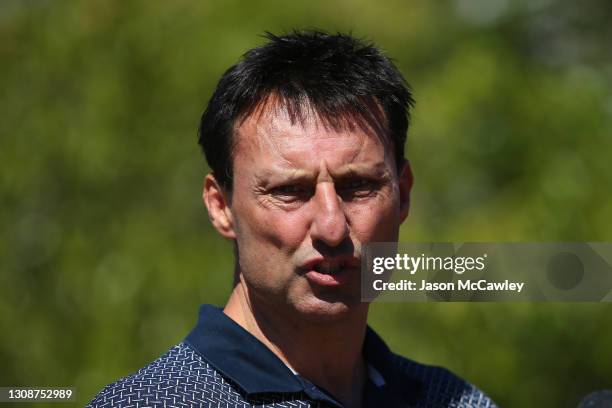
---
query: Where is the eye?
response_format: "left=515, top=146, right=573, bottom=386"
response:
left=343, top=179, right=371, bottom=189
left=270, top=184, right=313, bottom=202
left=274, top=185, right=303, bottom=194
left=337, top=179, right=379, bottom=199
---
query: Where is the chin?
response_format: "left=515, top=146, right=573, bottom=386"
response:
left=291, top=293, right=366, bottom=324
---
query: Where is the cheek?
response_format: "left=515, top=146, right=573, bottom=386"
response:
left=234, top=198, right=310, bottom=253
left=346, top=196, right=400, bottom=240
left=232, top=203, right=311, bottom=292
left=257, top=212, right=308, bottom=249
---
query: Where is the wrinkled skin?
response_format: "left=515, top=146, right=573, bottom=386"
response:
left=205, top=104, right=412, bottom=324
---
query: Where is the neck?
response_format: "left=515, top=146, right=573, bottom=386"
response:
left=224, top=278, right=368, bottom=408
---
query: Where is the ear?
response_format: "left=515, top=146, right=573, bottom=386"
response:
left=398, top=160, right=413, bottom=224
left=203, top=173, right=236, bottom=239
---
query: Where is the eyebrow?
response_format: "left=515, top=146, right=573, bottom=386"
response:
left=329, top=162, right=390, bottom=179
left=254, top=161, right=391, bottom=186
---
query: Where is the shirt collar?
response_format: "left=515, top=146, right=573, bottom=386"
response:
left=184, top=304, right=419, bottom=405
left=185, top=304, right=304, bottom=395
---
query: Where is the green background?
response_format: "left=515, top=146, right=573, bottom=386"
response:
left=1, top=0, right=611, bottom=406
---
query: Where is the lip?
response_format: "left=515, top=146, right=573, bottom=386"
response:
left=300, top=256, right=360, bottom=287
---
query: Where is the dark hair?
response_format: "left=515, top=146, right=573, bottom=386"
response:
left=198, top=30, right=414, bottom=190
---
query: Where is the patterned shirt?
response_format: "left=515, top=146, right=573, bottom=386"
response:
left=87, top=305, right=496, bottom=407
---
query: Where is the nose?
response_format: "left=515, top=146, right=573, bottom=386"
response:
left=309, top=182, right=349, bottom=247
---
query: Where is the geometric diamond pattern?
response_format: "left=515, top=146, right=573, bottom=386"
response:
left=87, top=342, right=496, bottom=407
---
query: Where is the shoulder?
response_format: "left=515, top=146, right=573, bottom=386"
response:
left=364, top=327, right=496, bottom=407
left=86, top=342, right=243, bottom=408
left=389, top=352, right=497, bottom=407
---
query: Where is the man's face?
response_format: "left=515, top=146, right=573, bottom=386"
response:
left=214, top=105, right=411, bottom=322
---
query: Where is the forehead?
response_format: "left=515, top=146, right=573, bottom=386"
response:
left=233, top=105, right=393, bottom=170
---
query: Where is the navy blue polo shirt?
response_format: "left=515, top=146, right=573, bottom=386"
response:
left=87, top=304, right=496, bottom=407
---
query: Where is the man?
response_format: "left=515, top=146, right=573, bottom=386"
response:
left=88, top=30, right=495, bottom=408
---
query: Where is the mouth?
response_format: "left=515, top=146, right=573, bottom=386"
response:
left=302, top=257, right=359, bottom=286
left=313, top=259, right=350, bottom=275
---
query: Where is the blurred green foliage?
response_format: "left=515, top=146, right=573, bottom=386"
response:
left=1, top=0, right=611, bottom=407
